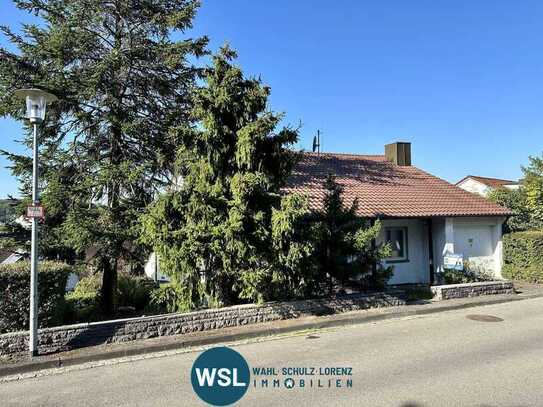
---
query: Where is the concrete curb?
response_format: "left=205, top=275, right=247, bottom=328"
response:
left=1, top=291, right=541, bottom=379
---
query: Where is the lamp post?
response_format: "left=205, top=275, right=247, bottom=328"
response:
left=14, top=88, right=57, bottom=357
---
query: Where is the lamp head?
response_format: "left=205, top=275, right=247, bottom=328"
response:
left=13, top=88, right=57, bottom=123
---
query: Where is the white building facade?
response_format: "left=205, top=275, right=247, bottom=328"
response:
left=456, top=176, right=519, bottom=197
left=377, top=216, right=505, bottom=285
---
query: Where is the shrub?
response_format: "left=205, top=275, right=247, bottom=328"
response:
left=65, top=273, right=157, bottom=322
left=487, top=188, right=540, bottom=232
left=0, top=261, right=71, bottom=334
left=503, top=231, right=543, bottom=282
left=64, top=274, right=102, bottom=323
left=148, top=283, right=187, bottom=314
left=117, top=273, right=156, bottom=311
left=443, top=260, right=495, bottom=284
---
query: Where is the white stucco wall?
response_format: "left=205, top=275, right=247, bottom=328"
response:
left=457, top=178, right=491, bottom=197
left=433, top=216, right=505, bottom=279
left=377, top=219, right=430, bottom=285
left=457, top=178, right=519, bottom=197
left=378, top=216, right=505, bottom=285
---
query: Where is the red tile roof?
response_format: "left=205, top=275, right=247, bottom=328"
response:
left=456, top=175, right=519, bottom=188
left=283, top=152, right=512, bottom=218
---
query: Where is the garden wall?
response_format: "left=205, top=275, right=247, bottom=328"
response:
left=431, top=281, right=514, bottom=301
left=0, top=292, right=405, bottom=357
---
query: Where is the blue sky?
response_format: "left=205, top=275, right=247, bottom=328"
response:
left=1, top=0, right=543, bottom=197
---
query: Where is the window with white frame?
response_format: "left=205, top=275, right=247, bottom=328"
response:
left=385, top=227, right=408, bottom=262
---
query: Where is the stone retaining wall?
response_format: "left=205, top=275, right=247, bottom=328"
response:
left=431, top=281, right=515, bottom=301
left=0, top=292, right=405, bottom=358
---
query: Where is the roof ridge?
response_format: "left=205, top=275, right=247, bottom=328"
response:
left=302, top=151, right=385, bottom=158
left=468, top=175, right=517, bottom=183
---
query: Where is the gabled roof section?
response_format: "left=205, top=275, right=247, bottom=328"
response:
left=283, top=152, right=512, bottom=218
left=456, top=175, right=519, bottom=188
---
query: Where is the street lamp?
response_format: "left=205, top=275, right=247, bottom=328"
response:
left=13, top=88, right=57, bottom=357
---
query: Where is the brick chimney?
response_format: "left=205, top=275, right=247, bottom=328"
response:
left=385, top=142, right=411, bottom=166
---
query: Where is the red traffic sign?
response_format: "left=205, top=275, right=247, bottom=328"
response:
left=26, top=205, right=45, bottom=219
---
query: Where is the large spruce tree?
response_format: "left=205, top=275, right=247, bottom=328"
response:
left=0, top=0, right=207, bottom=315
left=141, top=47, right=300, bottom=309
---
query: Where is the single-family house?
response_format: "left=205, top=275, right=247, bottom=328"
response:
left=283, top=142, right=512, bottom=285
left=456, top=175, right=520, bottom=197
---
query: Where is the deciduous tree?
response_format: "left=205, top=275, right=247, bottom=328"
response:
left=523, top=154, right=543, bottom=226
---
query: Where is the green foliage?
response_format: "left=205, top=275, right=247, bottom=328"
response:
left=73, top=274, right=102, bottom=295
left=0, top=261, right=71, bottom=333
left=405, top=286, right=434, bottom=301
left=313, top=175, right=393, bottom=293
left=148, top=283, right=189, bottom=314
left=0, top=0, right=208, bottom=315
left=117, top=273, right=156, bottom=311
left=65, top=273, right=157, bottom=322
left=0, top=199, right=17, bottom=224
left=443, top=262, right=494, bottom=284
left=503, top=231, right=543, bottom=283
left=487, top=187, right=541, bottom=232
left=141, top=47, right=300, bottom=308
left=523, top=155, right=543, bottom=225
left=64, top=274, right=102, bottom=323
left=270, top=194, right=320, bottom=299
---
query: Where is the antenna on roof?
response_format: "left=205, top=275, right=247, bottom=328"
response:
left=312, top=130, right=321, bottom=154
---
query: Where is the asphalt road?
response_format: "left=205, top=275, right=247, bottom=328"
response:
left=2, top=297, right=543, bottom=407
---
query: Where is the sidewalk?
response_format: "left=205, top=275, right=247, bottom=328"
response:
left=1, top=284, right=542, bottom=380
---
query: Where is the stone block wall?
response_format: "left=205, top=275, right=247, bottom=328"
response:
left=0, top=292, right=405, bottom=358
left=431, top=281, right=514, bottom=301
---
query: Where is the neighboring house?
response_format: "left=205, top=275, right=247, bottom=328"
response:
left=455, top=175, right=520, bottom=197
left=284, top=142, right=512, bottom=285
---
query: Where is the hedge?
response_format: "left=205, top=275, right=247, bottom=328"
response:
left=503, top=231, right=543, bottom=283
left=0, top=261, right=72, bottom=334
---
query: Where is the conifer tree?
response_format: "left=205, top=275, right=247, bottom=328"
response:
left=141, top=47, right=300, bottom=308
left=0, top=0, right=208, bottom=315
left=314, top=175, right=392, bottom=293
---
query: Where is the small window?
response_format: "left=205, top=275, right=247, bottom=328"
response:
left=385, top=227, right=408, bottom=263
